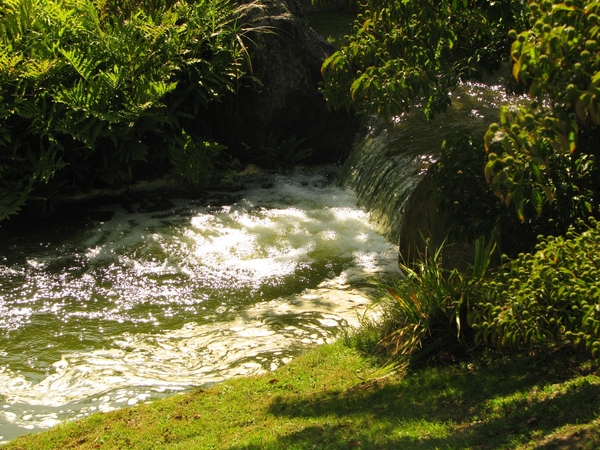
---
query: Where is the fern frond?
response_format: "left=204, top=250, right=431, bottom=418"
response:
left=59, top=48, right=96, bottom=81
left=122, top=140, right=148, bottom=162
left=0, top=49, right=23, bottom=78
left=98, top=66, right=122, bottom=90
left=74, top=0, right=101, bottom=33
left=0, top=0, right=36, bottom=39
left=34, top=149, right=67, bottom=184
left=54, top=77, right=112, bottom=115
left=0, top=180, right=34, bottom=221
left=16, top=99, right=40, bottom=119
left=147, top=80, right=177, bottom=99
left=1, top=0, right=23, bottom=41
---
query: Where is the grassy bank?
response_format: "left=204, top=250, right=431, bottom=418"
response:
left=4, top=337, right=600, bottom=449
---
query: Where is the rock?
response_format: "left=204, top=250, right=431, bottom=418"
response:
left=398, top=169, right=475, bottom=272
left=215, top=0, right=357, bottom=165
left=298, top=0, right=349, bottom=14
left=236, top=163, right=263, bottom=175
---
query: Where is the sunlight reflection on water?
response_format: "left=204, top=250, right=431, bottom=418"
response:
left=0, top=166, right=399, bottom=441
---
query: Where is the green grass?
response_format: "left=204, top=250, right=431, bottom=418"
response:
left=306, top=11, right=355, bottom=49
left=4, top=339, right=600, bottom=449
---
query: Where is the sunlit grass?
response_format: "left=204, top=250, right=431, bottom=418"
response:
left=4, top=342, right=600, bottom=449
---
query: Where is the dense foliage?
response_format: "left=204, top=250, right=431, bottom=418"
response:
left=378, top=216, right=600, bottom=364
left=470, top=219, right=600, bottom=361
left=323, top=0, right=600, bottom=363
left=485, top=0, right=600, bottom=223
left=0, top=0, right=248, bottom=220
left=321, top=0, right=527, bottom=121
left=432, top=130, right=586, bottom=255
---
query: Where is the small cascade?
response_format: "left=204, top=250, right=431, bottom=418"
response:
left=0, top=77, right=525, bottom=443
left=338, top=81, right=522, bottom=244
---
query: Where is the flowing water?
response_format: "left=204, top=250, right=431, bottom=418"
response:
left=0, top=167, right=400, bottom=442
left=339, top=79, right=525, bottom=243
left=0, top=78, right=523, bottom=443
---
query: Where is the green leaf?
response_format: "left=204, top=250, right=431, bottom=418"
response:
left=531, top=187, right=544, bottom=216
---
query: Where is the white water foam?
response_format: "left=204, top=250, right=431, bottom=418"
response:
left=0, top=167, right=399, bottom=441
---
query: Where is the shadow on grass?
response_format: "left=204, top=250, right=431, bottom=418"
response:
left=232, top=349, right=600, bottom=449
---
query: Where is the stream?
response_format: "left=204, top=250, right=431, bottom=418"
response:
left=0, top=167, right=400, bottom=442
left=0, top=78, right=521, bottom=443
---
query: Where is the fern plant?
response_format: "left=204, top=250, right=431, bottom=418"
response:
left=0, top=0, right=250, bottom=219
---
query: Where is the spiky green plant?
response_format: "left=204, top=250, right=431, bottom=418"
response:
left=377, top=234, right=497, bottom=364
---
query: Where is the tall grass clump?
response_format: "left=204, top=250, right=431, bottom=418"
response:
left=376, top=236, right=497, bottom=365
left=0, top=0, right=249, bottom=220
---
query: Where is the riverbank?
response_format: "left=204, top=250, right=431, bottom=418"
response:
left=3, top=335, right=600, bottom=449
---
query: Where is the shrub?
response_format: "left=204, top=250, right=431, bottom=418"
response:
left=0, top=0, right=248, bottom=219
left=470, top=218, right=600, bottom=361
left=485, top=0, right=600, bottom=223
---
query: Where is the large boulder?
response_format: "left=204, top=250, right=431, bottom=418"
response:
left=398, top=170, right=475, bottom=272
left=216, top=0, right=357, bottom=164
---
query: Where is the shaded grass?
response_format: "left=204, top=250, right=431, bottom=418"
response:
left=3, top=341, right=600, bottom=449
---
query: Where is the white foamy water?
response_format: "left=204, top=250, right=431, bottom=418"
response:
left=0, top=166, right=399, bottom=441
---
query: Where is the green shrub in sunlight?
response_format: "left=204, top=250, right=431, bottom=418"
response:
left=0, top=0, right=249, bottom=219
left=470, top=218, right=600, bottom=362
left=484, top=0, right=600, bottom=223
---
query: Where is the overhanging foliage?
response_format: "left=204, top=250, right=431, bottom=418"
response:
left=321, top=0, right=528, bottom=121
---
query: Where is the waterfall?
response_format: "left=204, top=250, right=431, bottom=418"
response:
left=337, top=80, right=523, bottom=245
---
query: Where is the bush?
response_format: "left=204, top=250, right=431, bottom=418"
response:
left=377, top=258, right=463, bottom=363
left=485, top=0, right=600, bottom=223
left=0, top=0, right=248, bottom=219
left=470, top=218, right=600, bottom=361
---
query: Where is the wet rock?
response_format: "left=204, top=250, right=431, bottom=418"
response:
left=216, top=0, right=357, bottom=164
left=398, top=170, right=475, bottom=272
